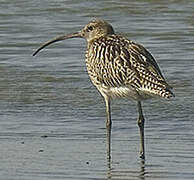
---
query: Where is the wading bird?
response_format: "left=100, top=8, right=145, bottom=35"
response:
left=33, top=19, right=174, bottom=160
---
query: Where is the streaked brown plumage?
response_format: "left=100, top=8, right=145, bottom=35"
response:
left=86, top=33, right=173, bottom=100
left=33, top=19, right=174, bottom=160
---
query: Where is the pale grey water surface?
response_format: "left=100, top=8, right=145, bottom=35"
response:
left=0, top=0, right=194, bottom=179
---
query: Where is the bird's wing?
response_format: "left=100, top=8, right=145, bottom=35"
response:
left=126, top=41, right=170, bottom=84
left=117, top=38, right=173, bottom=98
left=88, top=35, right=173, bottom=98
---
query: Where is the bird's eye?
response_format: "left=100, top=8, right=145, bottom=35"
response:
left=87, top=26, right=93, bottom=31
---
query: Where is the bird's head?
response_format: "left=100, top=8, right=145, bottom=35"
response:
left=33, top=19, right=114, bottom=56
left=80, top=19, right=114, bottom=42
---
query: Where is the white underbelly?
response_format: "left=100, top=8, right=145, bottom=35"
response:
left=95, top=82, right=157, bottom=101
left=97, top=85, right=144, bottom=100
left=109, top=87, right=137, bottom=99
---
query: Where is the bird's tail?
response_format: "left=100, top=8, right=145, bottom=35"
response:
left=139, top=80, right=175, bottom=99
left=158, top=87, right=175, bottom=99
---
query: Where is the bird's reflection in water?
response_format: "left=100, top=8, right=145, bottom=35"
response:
left=138, top=160, right=146, bottom=180
left=106, top=155, right=146, bottom=180
left=106, top=155, right=112, bottom=179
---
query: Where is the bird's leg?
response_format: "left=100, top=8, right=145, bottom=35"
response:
left=137, top=101, right=145, bottom=160
left=105, top=98, right=112, bottom=161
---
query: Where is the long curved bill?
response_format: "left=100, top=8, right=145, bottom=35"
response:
left=33, top=32, right=82, bottom=56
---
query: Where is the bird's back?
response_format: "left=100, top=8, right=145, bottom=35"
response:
left=85, top=34, right=174, bottom=100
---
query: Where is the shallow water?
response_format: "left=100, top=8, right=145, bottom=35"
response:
left=0, top=0, right=194, bottom=179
